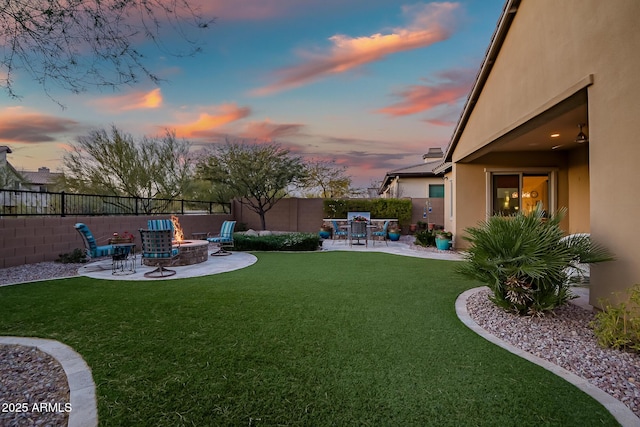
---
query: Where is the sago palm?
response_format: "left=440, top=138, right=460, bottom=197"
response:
left=457, top=205, right=613, bottom=315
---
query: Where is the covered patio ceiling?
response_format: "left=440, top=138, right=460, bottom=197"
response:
left=459, top=89, right=589, bottom=163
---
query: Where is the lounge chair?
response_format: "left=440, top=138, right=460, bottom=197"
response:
left=207, top=221, right=236, bottom=255
left=74, top=223, right=115, bottom=259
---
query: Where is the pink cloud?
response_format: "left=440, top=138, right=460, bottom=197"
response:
left=91, top=88, right=163, bottom=112
left=239, top=120, right=305, bottom=140
left=376, top=68, right=476, bottom=117
left=171, top=103, right=251, bottom=138
left=252, top=2, right=460, bottom=95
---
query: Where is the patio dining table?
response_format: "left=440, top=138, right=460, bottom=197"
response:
left=322, top=219, right=398, bottom=245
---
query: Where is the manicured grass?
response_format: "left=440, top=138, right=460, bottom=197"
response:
left=0, top=252, right=617, bottom=426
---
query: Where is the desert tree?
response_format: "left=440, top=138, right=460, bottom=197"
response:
left=300, top=158, right=352, bottom=198
left=196, top=140, right=306, bottom=230
left=1, top=0, right=214, bottom=101
left=60, top=126, right=193, bottom=213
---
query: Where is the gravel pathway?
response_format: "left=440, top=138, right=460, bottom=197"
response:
left=2, top=260, right=640, bottom=423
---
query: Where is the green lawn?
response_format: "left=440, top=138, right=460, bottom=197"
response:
left=0, top=252, right=617, bottom=426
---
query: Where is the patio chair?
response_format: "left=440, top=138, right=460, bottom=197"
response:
left=349, top=220, right=368, bottom=247
left=74, top=223, right=115, bottom=259
left=147, top=219, right=174, bottom=240
left=139, top=229, right=180, bottom=278
left=371, top=220, right=390, bottom=246
left=207, top=220, right=236, bottom=255
left=331, top=220, right=348, bottom=244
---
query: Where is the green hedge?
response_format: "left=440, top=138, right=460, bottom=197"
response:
left=323, top=198, right=412, bottom=228
left=234, top=233, right=320, bottom=251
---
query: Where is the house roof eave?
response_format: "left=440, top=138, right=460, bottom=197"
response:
left=443, top=0, right=520, bottom=163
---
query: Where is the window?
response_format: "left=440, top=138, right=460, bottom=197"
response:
left=429, top=184, right=444, bottom=198
left=489, top=171, right=552, bottom=217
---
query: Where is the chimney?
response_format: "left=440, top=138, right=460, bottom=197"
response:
left=422, top=147, right=443, bottom=162
left=0, top=146, right=12, bottom=165
left=38, top=167, right=50, bottom=173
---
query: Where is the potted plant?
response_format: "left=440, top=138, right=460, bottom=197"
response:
left=434, top=230, right=452, bottom=250
left=109, top=231, right=135, bottom=244
left=417, top=221, right=427, bottom=230
left=319, top=224, right=332, bottom=239
left=388, top=225, right=401, bottom=241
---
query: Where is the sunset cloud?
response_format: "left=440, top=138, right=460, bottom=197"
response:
left=252, top=2, right=460, bottom=95
left=376, top=68, right=475, bottom=117
left=92, top=88, right=163, bottom=112
left=239, top=120, right=305, bottom=140
left=171, top=103, right=251, bottom=138
left=0, top=107, right=79, bottom=143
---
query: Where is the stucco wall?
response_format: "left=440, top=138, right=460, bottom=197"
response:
left=448, top=0, right=640, bottom=305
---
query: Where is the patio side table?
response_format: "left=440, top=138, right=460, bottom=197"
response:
left=111, top=243, right=136, bottom=275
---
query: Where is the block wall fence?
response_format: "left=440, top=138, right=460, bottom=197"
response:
left=0, top=198, right=443, bottom=268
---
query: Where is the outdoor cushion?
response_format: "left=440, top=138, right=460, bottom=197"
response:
left=148, top=219, right=174, bottom=239
left=207, top=221, right=236, bottom=244
left=142, top=248, right=180, bottom=258
left=74, top=223, right=115, bottom=258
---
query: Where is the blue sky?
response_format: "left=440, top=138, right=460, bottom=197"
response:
left=1, top=0, right=505, bottom=188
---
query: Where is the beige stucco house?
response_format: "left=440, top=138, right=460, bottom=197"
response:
left=440, top=0, right=640, bottom=307
left=379, top=148, right=445, bottom=199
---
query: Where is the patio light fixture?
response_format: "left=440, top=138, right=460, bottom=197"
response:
left=575, top=123, right=588, bottom=143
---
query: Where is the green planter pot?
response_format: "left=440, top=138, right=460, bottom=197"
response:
left=388, top=232, right=401, bottom=241
left=319, top=230, right=331, bottom=239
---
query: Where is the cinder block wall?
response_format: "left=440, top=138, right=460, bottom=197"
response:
left=0, top=214, right=231, bottom=268
left=232, top=198, right=324, bottom=232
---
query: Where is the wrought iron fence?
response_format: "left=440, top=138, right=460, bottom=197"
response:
left=0, top=189, right=230, bottom=217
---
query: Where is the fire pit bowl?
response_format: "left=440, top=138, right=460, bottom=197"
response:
left=142, top=240, right=209, bottom=267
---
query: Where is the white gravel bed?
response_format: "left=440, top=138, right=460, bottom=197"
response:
left=0, top=345, right=70, bottom=426
left=467, top=288, right=640, bottom=418
left=0, top=261, right=82, bottom=286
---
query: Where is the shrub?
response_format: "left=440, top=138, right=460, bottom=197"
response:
left=591, top=285, right=640, bottom=352
left=56, top=248, right=88, bottom=263
left=234, top=233, right=320, bottom=251
left=457, top=205, right=613, bottom=316
left=323, top=198, right=412, bottom=229
left=414, top=229, right=436, bottom=247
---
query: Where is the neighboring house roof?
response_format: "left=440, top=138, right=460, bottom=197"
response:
left=20, top=167, right=62, bottom=186
left=379, top=159, right=443, bottom=193
left=1, top=146, right=61, bottom=188
left=443, top=0, right=519, bottom=163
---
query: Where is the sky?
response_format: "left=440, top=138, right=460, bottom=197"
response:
left=0, top=0, right=505, bottom=189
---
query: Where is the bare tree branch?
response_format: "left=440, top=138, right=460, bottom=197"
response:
left=1, top=0, right=214, bottom=102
